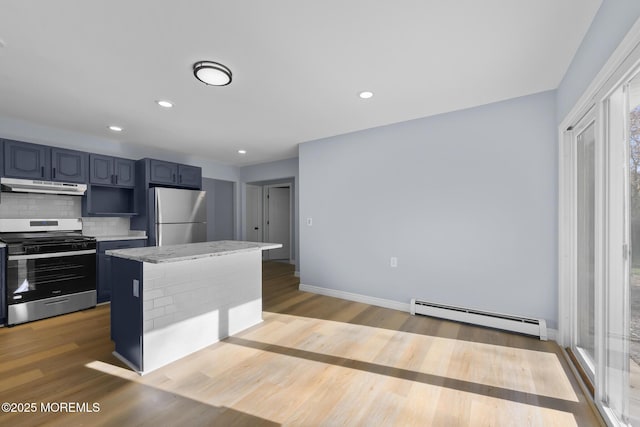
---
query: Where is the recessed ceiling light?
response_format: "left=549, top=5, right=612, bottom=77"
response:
left=108, top=125, right=123, bottom=132
left=193, top=61, right=232, bottom=86
left=238, top=149, right=247, bottom=154
left=156, top=100, right=173, bottom=108
left=359, top=91, right=374, bottom=99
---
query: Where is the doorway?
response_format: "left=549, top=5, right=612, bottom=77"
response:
left=264, top=185, right=291, bottom=260
left=244, top=182, right=292, bottom=262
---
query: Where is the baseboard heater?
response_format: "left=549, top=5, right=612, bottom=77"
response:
left=410, top=298, right=547, bottom=340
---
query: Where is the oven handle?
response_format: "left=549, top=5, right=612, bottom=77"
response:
left=8, top=249, right=97, bottom=261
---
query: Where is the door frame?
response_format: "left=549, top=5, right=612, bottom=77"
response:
left=558, top=15, right=640, bottom=425
left=560, top=108, right=600, bottom=384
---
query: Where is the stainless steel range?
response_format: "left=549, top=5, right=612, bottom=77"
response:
left=0, top=218, right=96, bottom=326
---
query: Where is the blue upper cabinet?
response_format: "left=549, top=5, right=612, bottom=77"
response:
left=90, top=154, right=113, bottom=185
left=177, top=164, right=201, bottom=188
left=90, top=154, right=135, bottom=188
left=149, top=159, right=179, bottom=185
left=4, top=140, right=88, bottom=183
left=145, top=159, right=201, bottom=188
left=114, top=158, right=135, bottom=187
left=51, top=148, right=88, bottom=183
left=4, top=139, right=51, bottom=180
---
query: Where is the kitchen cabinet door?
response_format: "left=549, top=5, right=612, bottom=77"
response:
left=51, top=148, right=88, bottom=183
left=114, top=158, right=135, bottom=187
left=90, top=155, right=135, bottom=188
left=89, top=154, right=114, bottom=185
left=0, top=247, right=5, bottom=325
left=177, top=164, right=202, bottom=188
left=97, top=239, right=146, bottom=303
left=0, top=139, right=4, bottom=177
left=97, top=252, right=111, bottom=303
left=111, top=257, right=143, bottom=371
left=3, top=139, right=50, bottom=180
left=149, top=159, right=178, bottom=185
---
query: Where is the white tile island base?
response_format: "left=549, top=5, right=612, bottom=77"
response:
left=108, top=241, right=280, bottom=375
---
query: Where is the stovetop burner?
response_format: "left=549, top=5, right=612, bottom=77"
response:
left=0, top=232, right=93, bottom=243
left=0, top=231, right=96, bottom=255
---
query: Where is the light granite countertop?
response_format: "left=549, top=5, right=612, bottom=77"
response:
left=93, top=235, right=148, bottom=242
left=0, top=242, right=6, bottom=248
left=106, top=240, right=282, bottom=264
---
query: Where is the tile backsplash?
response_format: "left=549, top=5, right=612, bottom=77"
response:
left=0, top=192, right=131, bottom=235
left=0, top=192, right=81, bottom=218
left=81, top=217, right=131, bottom=236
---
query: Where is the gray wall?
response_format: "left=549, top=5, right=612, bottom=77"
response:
left=556, top=0, right=640, bottom=122
left=299, top=91, right=559, bottom=327
left=202, top=177, right=235, bottom=241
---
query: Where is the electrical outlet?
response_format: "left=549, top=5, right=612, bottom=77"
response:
left=306, top=217, right=313, bottom=226
left=390, top=257, right=398, bottom=268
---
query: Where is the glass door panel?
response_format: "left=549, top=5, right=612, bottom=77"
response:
left=628, top=74, right=640, bottom=425
left=576, top=119, right=596, bottom=376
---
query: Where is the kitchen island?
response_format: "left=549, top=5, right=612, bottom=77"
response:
left=107, top=240, right=282, bottom=374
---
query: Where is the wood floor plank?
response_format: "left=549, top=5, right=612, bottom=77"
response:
left=0, top=261, right=602, bottom=426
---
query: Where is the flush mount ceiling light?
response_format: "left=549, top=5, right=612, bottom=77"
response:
left=359, top=91, right=374, bottom=99
left=156, top=100, right=173, bottom=108
left=238, top=149, right=247, bottom=154
left=193, top=61, right=232, bottom=86
left=108, top=125, right=123, bottom=132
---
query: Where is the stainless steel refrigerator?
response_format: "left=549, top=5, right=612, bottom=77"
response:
left=149, top=187, right=207, bottom=246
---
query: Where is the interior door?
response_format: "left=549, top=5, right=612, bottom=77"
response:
left=265, top=186, right=290, bottom=260
left=246, top=185, right=263, bottom=242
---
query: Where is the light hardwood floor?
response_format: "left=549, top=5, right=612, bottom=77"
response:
left=0, top=261, right=601, bottom=426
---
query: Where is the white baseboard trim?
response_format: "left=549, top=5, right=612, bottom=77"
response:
left=298, top=284, right=558, bottom=342
left=299, top=283, right=410, bottom=313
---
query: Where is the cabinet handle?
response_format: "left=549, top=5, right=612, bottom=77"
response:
left=111, top=174, right=115, bottom=184
left=41, top=166, right=45, bottom=178
left=115, top=175, right=118, bottom=184
left=179, top=174, right=183, bottom=183
left=52, top=167, right=56, bottom=178
left=173, top=173, right=176, bottom=182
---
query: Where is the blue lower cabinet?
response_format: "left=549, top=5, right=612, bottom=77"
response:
left=0, top=247, right=5, bottom=325
left=97, top=239, right=146, bottom=303
left=111, top=257, right=143, bottom=371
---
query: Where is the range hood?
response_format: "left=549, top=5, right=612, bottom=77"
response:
left=1, top=177, right=87, bottom=196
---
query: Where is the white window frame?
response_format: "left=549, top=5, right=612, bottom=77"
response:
left=559, top=15, right=640, bottom=427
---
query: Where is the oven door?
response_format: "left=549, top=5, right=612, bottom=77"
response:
left=7, top=249, right=96, bottom=304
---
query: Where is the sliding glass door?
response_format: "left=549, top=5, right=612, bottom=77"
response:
left=559, top=30, right=640, bottom=427
left=574, top=115, right=597, bottom=380
left=627, top=72, right=640, bottom=425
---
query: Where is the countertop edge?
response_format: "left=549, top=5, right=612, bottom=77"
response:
left=93, top=235, right=148, bottom=242
left=106, top=242, right=282, bottom=264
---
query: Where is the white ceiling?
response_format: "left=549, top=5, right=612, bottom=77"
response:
left=0, top=1, right=601, bottom=166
